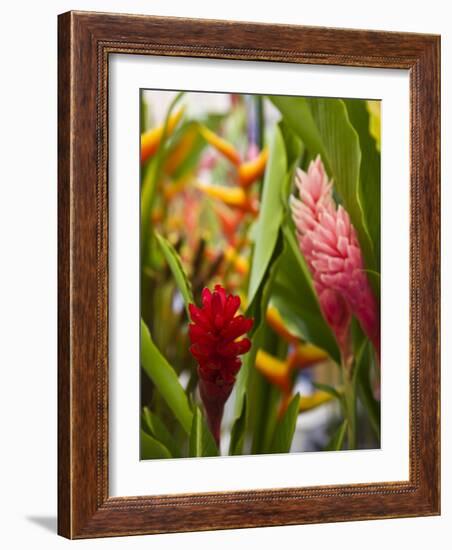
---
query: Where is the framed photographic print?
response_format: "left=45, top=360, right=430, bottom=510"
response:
left=58, top=11, right=440, bottom=538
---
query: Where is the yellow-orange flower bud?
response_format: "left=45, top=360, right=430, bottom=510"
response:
left=288, top=343, right=328, bottom=370
left=266, top=306, right=299, bottom=345
left=141, top=107, right=185, bottom=164
left=197, top=124, right=242, bottom=166
left=224, top=246, right=249, bottom=275
left=164, top=124, right=198, bottom=175
left=195, top=181, right=258, bottom=214
left=238, top=147, right=269, bottom=188
left=255, top=349, right=291, bottom=393
left=299, top=390, right=333, bottom=412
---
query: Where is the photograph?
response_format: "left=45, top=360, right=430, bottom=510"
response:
left=0, top=0, right=444, bottom=544
left=139, top=89, right=381, bottom=459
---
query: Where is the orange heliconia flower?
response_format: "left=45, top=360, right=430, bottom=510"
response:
left=238, top=147, right=269, bottom=188
left=140, top=107, right=185, bottom=164
left=195, top=181, right=259, bottom=215
left=197, top=124, right=268, bottom=188
left=197, top=124, right=242, bottom=166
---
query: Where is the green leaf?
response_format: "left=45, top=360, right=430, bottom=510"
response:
left=155, top=232, right=194, bottom=315
left=169, top=115, right=224, bottom=181
left=266, top=122, right=340, bottom=362
left=269, top=95, right=376, bottom=273
left=249, top=324, right=283, bottom=455
left=272, top=225, right=341, bottom=363
left=364, top=269, right=381, bottom=302
left=269, top=96, right=329, bottom=170
left=229, top=396, right=247, bottom=456
left=140, top=429, right=172, bottom=459
left=247, top=125, right=287, bottom=305
left=254, top=381, right=281, bottom=454
left=269, top=393, right=300, bottom=453
left=278, top=121, right=303, bottom=213
left=326, top=420, right=348, bottom=451
left=356, top=342, right=381, bottom=440
left=343, top=324, right=369, bottom=451
left=235, top=233, right=284, bottom=417
left=140, top=92, right=149, bottom=133
left=344, top=99, right=381, bottom=271
left=189, top=407, right=219, bottom=457
left=312, top=382, right=342, bottom=401
left=140, top=319, right=193, bottom=434
left=233, top=123, right=298, bottom=432
left=141, top=407, right=182, bottom=458
left=141, top=158, right=159, bottom=258
left=278, top=119, right=303, bottom=170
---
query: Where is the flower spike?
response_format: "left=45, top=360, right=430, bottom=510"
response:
left=290, top=156, right=380, bottom=361
left=188, top=285, right=254, bottom=445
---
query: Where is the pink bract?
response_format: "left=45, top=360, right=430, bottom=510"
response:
left=290, top=156, right=380, bottom=361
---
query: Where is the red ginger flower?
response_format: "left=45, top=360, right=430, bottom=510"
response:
left=188, top=285, right=253, bottom=445
left=290, top=156, right=380, bottom=363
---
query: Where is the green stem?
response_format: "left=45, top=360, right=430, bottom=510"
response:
left=343, top=373, right=357, bottom=450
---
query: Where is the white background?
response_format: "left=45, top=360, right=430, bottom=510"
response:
left=0, top=0, right=449, bottom=548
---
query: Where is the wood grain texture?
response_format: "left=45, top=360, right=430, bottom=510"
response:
left=57, top=10, right=72, bottom=539
left=57, top=10, right=440, bottom=539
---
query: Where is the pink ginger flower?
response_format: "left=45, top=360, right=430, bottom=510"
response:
left=290, top=156, right=380, bottom=362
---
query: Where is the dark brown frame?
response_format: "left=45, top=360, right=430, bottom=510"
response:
left=58, top=10, right=440, bottom=539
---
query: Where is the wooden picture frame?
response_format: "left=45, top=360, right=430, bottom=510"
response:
left=58, top=10, right=440, bottom=538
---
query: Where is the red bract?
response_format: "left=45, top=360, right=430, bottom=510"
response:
left=188, top=285, right=253, bottom=445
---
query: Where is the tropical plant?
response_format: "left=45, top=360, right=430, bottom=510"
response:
left=140, top=91, right=381, bottom=458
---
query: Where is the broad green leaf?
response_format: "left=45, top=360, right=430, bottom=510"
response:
left=272, top=127, right=340, bottom=363
left=269, top=95, right=329, bottom=171
left=140, top=319, right=193, bottom=434
left=344, top=99, right=381, bottom=271
left=269, top=393, right=300, bottom=453
left=235, top=233, right=284, bottom=417
left=140, top=429, right=172, bottom=459
left=247, top=321, right=288, bottom=455
left=189, top=407, right=219, bottom=457
left=142, top=407, right=182, bottom=458
left=249, top=324, right=283, bottom=454
left=233, top=123, right=298, bottom=428
left=272, top=225, right=341, bottom=363
left=326, top=420, right=348, bottom=451
left=155, top=232, right=194, bottom=315
left=247, top=125, right=287, bottom=305
left=229, top=396, right=247, bottom=456
left=258, top=382, right=281, bottom=455
left=269, top=95, right=376, bottom=273
left=278, top=120, right=303, bottom=215
left=367, top=100, right=381, bottom=151
left=233, top=333, right=258, bottom=421
left=265, top=121, right=340, bottom=361
left=278, top=119, right=303, bottom=172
